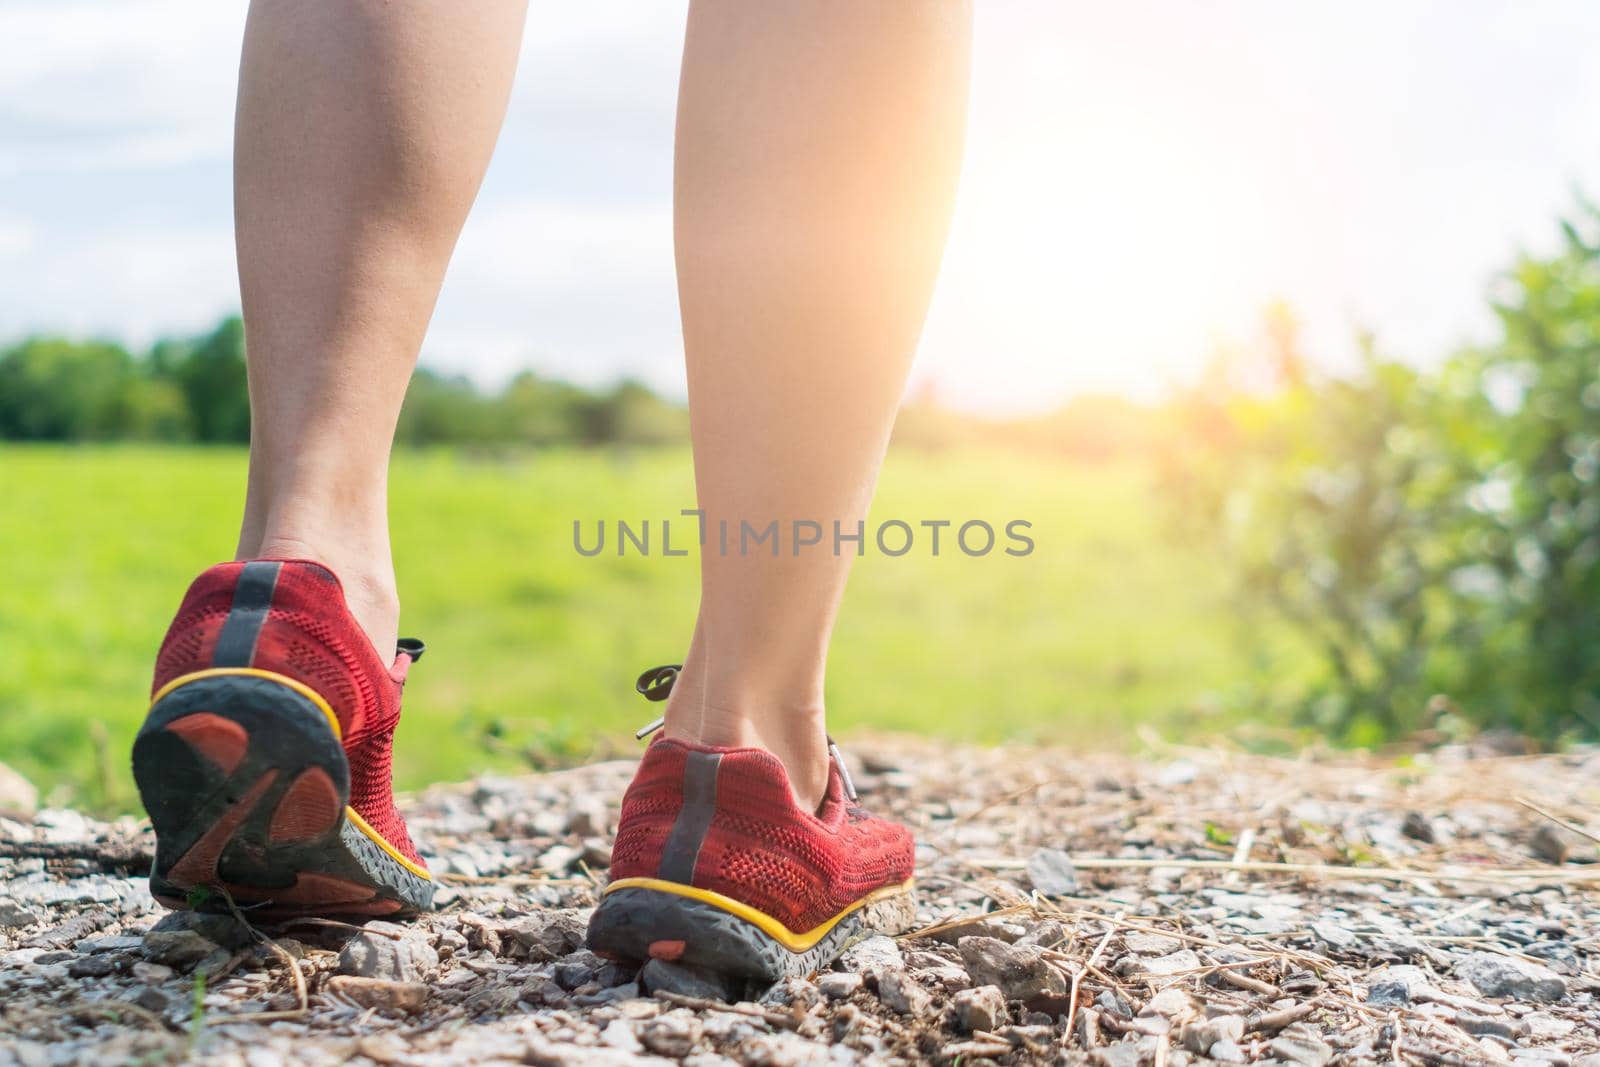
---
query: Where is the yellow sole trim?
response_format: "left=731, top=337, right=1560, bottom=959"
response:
left=344, top=806, right=433, bottom=882
left=151, top=669, right=430, bottom=883
left=602, top=876, right=914, bottom=953
left=150, top=667, right=343, bottom=741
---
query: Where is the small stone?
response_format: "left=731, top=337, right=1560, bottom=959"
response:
left=148, top=910, right=252, bottom=949
left=324, top=975, right=429, bottom=1014
left=1456, top=952, right=1567, bottom=1003
left=1456, top=1014, right=1522, bottom=1040
left=875, top=970, right=931, bottom=1015
left=0, top=900, right=40, bottom=929
left=1529, top=823, right=1580, bottom=865
left=130, top=987, right=170, bottom=1013
left=1123, top=931, right=1183, bottom=955
left=1400, top=811, right=1436, bottom=843
left=141, top=929, right=220, bottom=970
left=1144, top=987, right=1194, bottom=1018
left=1310, top=921, right=1358, bottom=951
left=838, top=934, right=902, bottom=974
left=639, top=958, right=737, bottom=1001
left=905, top=954, right=972, bottom=991
left=953, top=985, right=1008, bottom=1033
left=553, top=950, right=602, bottom=990
left=817, top=972, right=863, bottom=1000
left=1269, top=1034, right=1334, bottom=1066
left=337, top=923, right=438, bottom=982
left=640, top=1012, right=703, bottom=1057
left=194, top=946, right=237, bottom=979
left=1015, top=919, right=1069, bottom=949
left=504, top=909, right=588, bottom=962
left=580, top=838, right=613, bottom=868
left=1025, top=848, right=1079, bottom=896
left=67, top=955, right=117, bottom=978
left=132, top=962, right=173, bottom=983
left=1182, top=1015, right=1244, bottom=1054
left=957, top=936, right=1068, bottom=1001
left=600, top=1019, right=642, bottom=1052
left=1366, top=964, right=1433, bottom=1006
left=537, top=844, right=581, bottom=875
left=1210, top=1038, right=1247, bottom=1064
left=1089, top=1043, right=1142, bottom=1067
left=75, top=935, right=144, bottom=954
left=1522, top=1012, right=1575, bottom=1039
left=1137, top=949, right=1202, bottom=978
left=567, top=796, right=610, bottom=837
left=460, top=986, right=521, bottom=1016
left=759, top=977, right=821, bottom=1011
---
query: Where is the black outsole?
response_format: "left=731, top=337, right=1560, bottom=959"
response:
left=132, top=672, right=433, bottom=917
left=586, top=884, right=916, bottom=982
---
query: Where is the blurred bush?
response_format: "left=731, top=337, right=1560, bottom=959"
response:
left=1162, top=211, right=1600, bottom=744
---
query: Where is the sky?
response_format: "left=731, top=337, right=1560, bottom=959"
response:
left=2, top=1, right=1598, bottom=413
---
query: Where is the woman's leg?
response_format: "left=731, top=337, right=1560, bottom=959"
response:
left=667, top=1, right=971, bottom=809
left=233, top=0, right=526, bottom=657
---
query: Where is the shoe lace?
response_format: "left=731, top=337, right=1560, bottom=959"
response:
left=630, top=664, right=858, bottom=801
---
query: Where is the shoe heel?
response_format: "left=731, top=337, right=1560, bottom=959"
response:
left=587, top=881, right=916, bottom=981
left=134, top=670, right=350, bottom=909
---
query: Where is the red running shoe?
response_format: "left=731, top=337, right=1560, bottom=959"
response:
left=587, top=666, right=917, bottom=980
left=133, top=560, right=434, bottom=917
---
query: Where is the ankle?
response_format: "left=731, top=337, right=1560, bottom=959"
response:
left=251, top=532, right=400, bottom=661
left=667, top=695, right=832, bottom=812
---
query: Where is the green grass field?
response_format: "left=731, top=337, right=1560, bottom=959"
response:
left=0, top=445, right=1302, bottom=812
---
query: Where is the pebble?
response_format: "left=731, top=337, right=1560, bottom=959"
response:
left=141, top=929, right=219, bottom=970
left=337, top=922, right=439, bottom=982
left=600, top=1019, right=643, bottom=1052
left=66, top=954, right=117, bottom=978
left=566, top=796, right=610, bottom=838
left=1366, top=963, right=1434, bottom=1005
left=1025, top=847, right=1079, bottom=896
left=1211, top=1038, right=1248, bottom=1063
left=639, top=1012, right=703, bottom=1057
left=638, top=959, right=736, bottom=1002
left=0, top=900, right=40, bottom=929
left=504, top=909, right=589, bottom=962
left=953, top=985, right=1008, bottom=1032
left=324, top=975, right=430, bottom=1014
left=1457, top=952, right=1568, bottom=1003
left=129, top=986, right=169, bottom=1013
left=817, top=972, right=863, bottom=1000
left=1182, top=1014, right=1244, bottom=1054
left=1269, top=1034, right=1335, bottom=1066
left=1136, top=948, right=1203, bottom=978
left=150, top=908, right=252, bottom=946
left=874, top=970, right=931, bottom=1015
left=838, top=935, right=902, bottom=974
left=1090, top=1042, right=1142, bottom=1067
left=957, top=936, right=1067, bottom=1001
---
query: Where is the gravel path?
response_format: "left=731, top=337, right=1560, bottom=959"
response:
left=2, top=740, right=1599, bottom=1066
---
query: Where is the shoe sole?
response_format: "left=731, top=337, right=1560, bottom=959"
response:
left=132, top=668, right=434, bottom=918
left=586, top=876, right=916, bottom=981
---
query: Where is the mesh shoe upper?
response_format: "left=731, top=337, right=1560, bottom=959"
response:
left=151, top=559, right=425, bottom=868
left=610, top=736, right=915, bottom=934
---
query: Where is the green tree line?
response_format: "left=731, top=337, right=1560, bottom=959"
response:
left=0, top=316, right=689, bottom=446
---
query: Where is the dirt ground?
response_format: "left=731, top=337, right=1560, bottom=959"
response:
left=2, top=739, right=1598, bottom=1066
